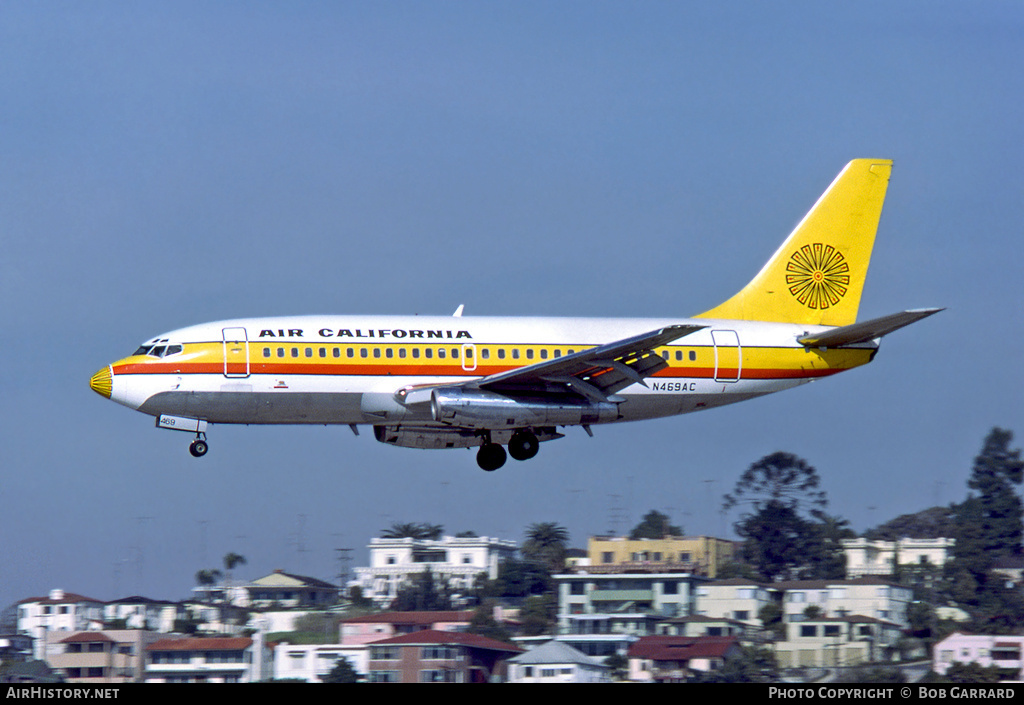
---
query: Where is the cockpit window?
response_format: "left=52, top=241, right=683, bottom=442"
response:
left=132, top=342, right=182, bottom=358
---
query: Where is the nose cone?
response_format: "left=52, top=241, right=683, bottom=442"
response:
left=90, top=366, right=112, bottom=399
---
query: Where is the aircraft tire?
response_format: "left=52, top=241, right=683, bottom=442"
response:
left=508, top=431, right=539, bottom=461
left=189, top=439, right=209, bottom=458
left=477, top=443, right=506, bottom=472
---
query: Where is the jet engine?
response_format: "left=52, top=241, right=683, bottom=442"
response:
left=429, top=387, right=618, bottom=429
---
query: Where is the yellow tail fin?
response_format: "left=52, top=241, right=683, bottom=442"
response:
left=696, top=159, right=892, bottom=326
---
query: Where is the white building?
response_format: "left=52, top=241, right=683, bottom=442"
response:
left=103, top=596, right=183, bottom=632
left=144, top=634, right=270, bottom=683
left=933, top=633, right=1024, bottom=679
left=507, top=640, right=611, bottom=683
left=353, top=535, right=517, bottom=606
left=273, top=643, right=368, bottom=682
left=694, top=578, right=773, bottom=627
left=777, top=578, right=912, bottom=628
left=16, top=590, right=105, bottom=659
left=842, top=537, right=955, bottom=577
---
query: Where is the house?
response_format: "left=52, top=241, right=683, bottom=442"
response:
left=144, top=635, right=270, bottom=683
left=242, top=569, right=338, bottom=609
left=774, top=616, right=904, bottom=668
left=588, top=535, right=738, bottom=577
left=103, top=596, right=183, bottom=632
left=353, top=535, right=516, bottom=607
left=16, top=590, right=105, bottom=659
left=694, top=578, right=774, bottom=628
left=339, top=611, right=476, bottom=645
left=627, top=635, right=741, bottom=682
left=656, top=614, right=764, bottom=641
left=273, top=642, right=368, bottom=682
left=842, top=537, right=955, bottom=577
left=776, top=577, right=912, bottom=628
left=933, top=633, right=1024, bottom=680
left=178, top=600, right=250, bottom=636
left=365, top=629, right=522, bottom=683
left=43, top=630, right=163, bottom=683
left=507, top=640, right=610, bottom=683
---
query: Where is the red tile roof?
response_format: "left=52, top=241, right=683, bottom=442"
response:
left=369, top=629, right=522, bottom=653
left=147, top=637, right=252, bottom=651
left=627, top=635, right=739, bottom=661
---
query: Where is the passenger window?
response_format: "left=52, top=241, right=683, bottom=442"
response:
left=319, top=348, right=326, bottom=358
left=360, top=348, right=368, bottom=358
left=333, top=348, right=340, bottom=358
left=466, top=348, right=473, bottom=358
left=675, top=351, right=682, bottom=361
left=305, top=348, right=313, bottom=358
left=399, top=348, right=406, bottom=358
left=291, top=348, right=299, bottom=358
left=481, top=349, right=489, bottom=359
left=513, top=349, right=520, bottom=360
left=498, top=349, right=505, bottom=360
left=413, top=348, right=420, bottom=359
left=425, top=349, right=433, bottom=359
left=689, top=350, right=697, bottom=361
left=554, top=350, right=561, bottom=358
left=263, top=348, right=271, bottom=358
left=526, top=349, right=534, bottom=360
left=373, top=348, right=381, bottom=358
left=540, top=349, right=548, bottom=359
left=451, top=348, right=458, bottom=359
left=386, top=348, right=393, bottom=358
left=347, top=348, right=354, bottom=358
left=438, top=349, right=446, bottom=359
left=277, top=348, right=285, bottom=358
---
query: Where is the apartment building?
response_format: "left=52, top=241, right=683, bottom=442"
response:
left=353, top=535, right=517, bottom=607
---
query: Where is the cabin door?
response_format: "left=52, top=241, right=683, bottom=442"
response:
left=222, top=327, right=250, bottom=378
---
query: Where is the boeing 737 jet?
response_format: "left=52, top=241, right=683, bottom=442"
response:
left=90, top=159, right=940, bottom=470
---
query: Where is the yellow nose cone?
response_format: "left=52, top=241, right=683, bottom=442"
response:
left=90, top=367, right=112, bottom=398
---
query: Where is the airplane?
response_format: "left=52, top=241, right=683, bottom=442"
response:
left=90, top=159, right=940, bottom=471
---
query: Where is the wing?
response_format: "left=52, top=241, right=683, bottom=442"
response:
left=468, top=324, right=705, bottom=402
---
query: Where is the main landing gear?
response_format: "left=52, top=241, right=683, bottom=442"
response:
left=189, top=433, right=209, bottom=458
left=476, top=430, right=539, bottom=471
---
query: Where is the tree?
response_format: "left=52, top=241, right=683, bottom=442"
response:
left=522, top=523, right=570, bottom=573
left=955, top=428, right=1023, bottom=568
left=381, top=522, right=445, bottom=540
left=722, top=452, right=827, bottom=515
left=323, top=656, right=362, bottom=683
left=222, top=552, right=247, bottom=587
left=629, top=510, right=683, bottom=539
left=391, top=566, right=453, bottom=612
left=723, top=452, right=841, bottom=581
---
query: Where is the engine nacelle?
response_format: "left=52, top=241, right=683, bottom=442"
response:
left=430, top=387, right=617, bottom=429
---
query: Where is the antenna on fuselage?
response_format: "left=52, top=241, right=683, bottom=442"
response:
left=452, top=304, right=464, bottom=317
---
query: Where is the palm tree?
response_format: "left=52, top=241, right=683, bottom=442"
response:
left=222, top=552, right=247, bottom=588
left=381, top=522, right=444, bottom=540
left=522, top=522, right=570, bottom=573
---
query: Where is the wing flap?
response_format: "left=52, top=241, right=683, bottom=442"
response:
left=474, top=323, right=705, bottom=399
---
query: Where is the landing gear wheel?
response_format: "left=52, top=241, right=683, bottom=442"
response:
left=189, top=438, right=209, bottom=458
left=508, top=431, right=539, bottom=461
left=476, top=443, right=507, bottom=471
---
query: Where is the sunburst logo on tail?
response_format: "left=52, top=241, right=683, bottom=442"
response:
left=786, top=243, right=850, bottom=309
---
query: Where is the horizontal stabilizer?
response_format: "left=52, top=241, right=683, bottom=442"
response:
left=797, top=308, right=943, bottom=347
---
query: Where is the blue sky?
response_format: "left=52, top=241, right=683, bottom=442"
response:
left=2, top=1, right=1022, bottom=609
